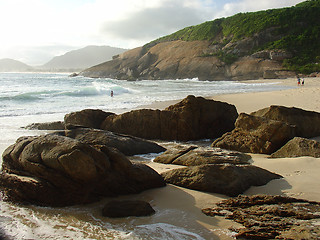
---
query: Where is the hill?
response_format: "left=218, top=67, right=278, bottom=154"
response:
left=40, top=45, right=128, bottom=72
left=81, top=0, right=320, bottom=80
left=0, top=58, right=33, bottom=72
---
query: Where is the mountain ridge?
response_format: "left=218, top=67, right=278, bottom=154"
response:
left=81, top=0, right=320, bottom=80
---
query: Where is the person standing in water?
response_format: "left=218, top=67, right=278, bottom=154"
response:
left=111, top=90, right=114, bottom=97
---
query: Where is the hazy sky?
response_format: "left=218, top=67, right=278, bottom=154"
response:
left=0, top=0, right=305, bottom=65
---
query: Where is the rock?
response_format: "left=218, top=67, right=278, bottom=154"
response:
left=271, top=137, right=320, bottom=158
left=69, top=73, right=78, bottom=77
left=102, top=200, right=155, bottom=218
left=64, top=109, right=115, bottom=129
left=54, top=128, right=166, bottom=156
left=212, top=113, right=296, bottom=154
left=0, top=134, right=165, bottom=206
left=202, top=194, right=320, bottom=239
left=161, top=164, right=282, bottom=197
left=251, top=105, right=320, bottom=138
left=154, top=145, right=251, bottom=166
left=101, top=95, right=238, bottom=141
left=25, top=121, right=65, bottom=130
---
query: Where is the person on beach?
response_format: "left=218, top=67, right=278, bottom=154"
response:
left=297, top=76, right=301, bottom=86
left=111, top=90, right=114, bottom=97
left=302, top=79, right=304, bottom=86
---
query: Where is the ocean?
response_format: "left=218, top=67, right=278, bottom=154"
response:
left=0, top=72, right=294, bottom=239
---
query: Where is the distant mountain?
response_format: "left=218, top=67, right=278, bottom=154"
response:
left=81, top=0, right=320, bottom=80
left=0, top=58, right=33, bottom=72
left=40, top=45, right=128, bottom=71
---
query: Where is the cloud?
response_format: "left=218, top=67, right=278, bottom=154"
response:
left=102, top=3, right=210, bottom=40
left=218, top=0, right=304, bottom=18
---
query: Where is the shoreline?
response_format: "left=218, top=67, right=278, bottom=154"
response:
left=1, top=76, right=320, bottom=239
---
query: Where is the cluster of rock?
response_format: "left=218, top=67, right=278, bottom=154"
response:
left=202, top=194, right=320, bottom=239
left=2, top=95, right=320, bottom=216
left=27, top=95, right=238, bottom=142
left=0, top=130, right=165, bottom=206
left=213, top=105, right=320, bottom=156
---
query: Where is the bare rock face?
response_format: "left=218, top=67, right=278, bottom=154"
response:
left=212, top=113, right=296, bottom=154
left=102, top=200, right=155, bottom=218
left=55, top=128, right=166, bottom=156
left=161, top=164, right=282, bottom=197
left=271, top=137, right=320, bottom=158
left=64, top=109, right=115, bottom=129
left=251, top=105, right=320, bottom=138
left=202, top=195, right=320, bottom=240
left=153, top=145, right=251, bottom=166
left=101, top=95, right=238, bottom=141
left=0, top=134, right=165, bottom=206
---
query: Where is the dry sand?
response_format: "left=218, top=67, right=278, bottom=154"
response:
left=139, top=77, right=320, bottom=239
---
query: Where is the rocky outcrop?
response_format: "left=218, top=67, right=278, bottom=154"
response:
left=64, top=109, right=115, bottom=129
left=271, top=137, right=320, bottom=158
left=56, top=128, right=166, bottom=156
left=202, top=195, right=320, bottom=239
left=102, top=200, right=155, bottom=218
left=80, top=39, right=295, bottom=81
left=161, top=164, right=282, bottom=197
left=212, top=113, right=296, bottom=154
left=0, top=134, right=165, bottom=206
left=153, top=145, right=251, bottom=166
left=251, top=105, right=320, bottom=138
left=101, top=95, right=238, bottom=141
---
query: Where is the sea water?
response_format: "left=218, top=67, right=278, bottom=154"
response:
left=0, top=72, right=293, bottom=239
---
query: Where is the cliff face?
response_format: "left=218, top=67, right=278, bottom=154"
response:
left=81, top=38, right=294, bottom=81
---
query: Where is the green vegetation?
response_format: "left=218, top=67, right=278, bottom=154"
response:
left=144, top=0, right=320, bottom=73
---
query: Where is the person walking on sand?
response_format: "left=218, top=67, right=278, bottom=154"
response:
left=302, top=79, right=304, bottom=86
left=297, top=76, right=301, bottom=86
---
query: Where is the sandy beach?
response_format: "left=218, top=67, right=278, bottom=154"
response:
left=139, top=77, right=320, bottom=239
left=1, top=76, right=319, bottom=239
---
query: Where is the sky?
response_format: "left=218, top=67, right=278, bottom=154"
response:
left=0, top=0, right=305, bottom=65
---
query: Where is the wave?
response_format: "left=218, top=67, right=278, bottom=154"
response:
left=127, top=223, right=205, bottom=240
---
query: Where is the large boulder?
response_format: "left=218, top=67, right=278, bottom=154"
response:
left=0, top=134, right=165, bottom=206
left=202, top=195, right=320, bottom=240
left=102, top=200, right=155, bottom=218
left=153, top=145, right=251, bottom=166
left=64, top=109, right=115, bottom=129
left=271, top=137, right=320, bottom=158
left=54, top=128, right=166, bottom=156
left=251, top=105, right=320, bottom=138
left=161, top=164, right=282, bottom=197
left=101, top=95, right=238, bottom=141
left=212, top=113, right=296, bottom=154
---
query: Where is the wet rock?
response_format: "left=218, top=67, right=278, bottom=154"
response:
left=161, top=164, right=282, bottom=197
left=212, top=113, right=296, bottom=154
left=64, top=109, right=115, bottom=129
left=271, top=137, right=320, bottom=158
left=102, top=200, right=155, bottom=218
left=25, top=121, right=65, bottom=130
left=154, top=145, right=251, bottom=166
left=0, top=134, right=165, bottom=206
left=54, top=128, right=166, bottom=156
left=202, top=194, right=320, bottom=239
left=101, top=95, right=238, bottom=141
left=251, top=105, right=320, bottom=138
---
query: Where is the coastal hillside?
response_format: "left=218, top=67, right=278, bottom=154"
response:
left=0, top=58, right=33, bottom=72
left=81, top=0, right=320, bottom=80
left=40, top=45, right=128, bottom=72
